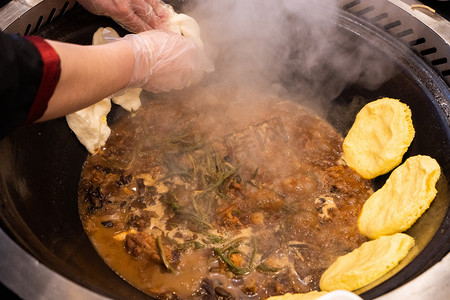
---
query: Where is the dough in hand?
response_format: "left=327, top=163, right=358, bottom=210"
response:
left=66, top=5, right=212, bottom=153
left=358, top=155, right=441, bottom=239
left=319, top=233, right=415, bottom=292
left=93, top=27, right=143, bottom=112
left=66, top=27, right=142, bottom=153
left=66, top=98, right=111, bottom=154
left=111, top=88, right=142, bottom=112
left=92, top=26, right=120, bottom=45
left=343, top=98, right=415, bottom=179
left=166, top=9, right=205, bottom=49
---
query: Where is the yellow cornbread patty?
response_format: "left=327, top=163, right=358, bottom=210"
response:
left=343, top=98, right=415, bottom=179
left=319, top=233, right=415, bottom=292
left=267, top=291, right=328, bottom=300
left=358, top=155, right=441, bottom=239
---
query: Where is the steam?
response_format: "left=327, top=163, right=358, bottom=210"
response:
left=183, top=0, right=394, bottom=107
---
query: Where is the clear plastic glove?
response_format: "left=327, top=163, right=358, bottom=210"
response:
left=121, top=30, right=214, bottom=93
left=77, top=0, right=170, bottom=33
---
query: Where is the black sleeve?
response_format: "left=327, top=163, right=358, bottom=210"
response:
left=0, top=31, right=43, bottom=138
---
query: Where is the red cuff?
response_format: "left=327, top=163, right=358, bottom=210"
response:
left=24, top=36, right=61, bottom=124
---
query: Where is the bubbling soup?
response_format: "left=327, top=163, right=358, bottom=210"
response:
left=78, top=88, right=372, bottom=299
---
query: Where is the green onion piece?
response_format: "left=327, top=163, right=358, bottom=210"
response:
left=251, top=167, right=259, bottom=180
left=256, top=264, right=284, bottom=273
left=248, top=237, right=257, bottom=269
left=194, top=241, right=205, bottom=249
left=214, top=248, right=250, bottom=276
left=214, top=237, right=258, bottom=276
left=221, top=236, right=247, bottom=253
left=156, top=235, right=176, bottom=273
left=203, top=234, right=226, bottom=244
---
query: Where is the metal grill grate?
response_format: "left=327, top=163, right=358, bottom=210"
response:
left=1, top=0, right=77, bottom=34
left=338, top=0, right=450, bottom=86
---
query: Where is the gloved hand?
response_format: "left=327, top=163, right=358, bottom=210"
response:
left=77, top=0, right=170, bottom=33
left=121, top=30, right=214, bottom=93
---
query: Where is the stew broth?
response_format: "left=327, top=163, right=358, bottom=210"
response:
left=78, top=89, right=371, bottom=299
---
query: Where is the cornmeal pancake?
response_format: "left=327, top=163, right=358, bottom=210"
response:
left=319, top=233, right=415, bottom=291
left=343, top=98, right=415, bottom=179
left=358, top=155, right=441, bottom=239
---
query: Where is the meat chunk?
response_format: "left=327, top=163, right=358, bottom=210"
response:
left=127, top=211, right=153, bottom=231
left=125, top=232, right=158, bottom=258
left=314, top=196, right=337, bottom=220
left=125, top=232, right=178, bottom=269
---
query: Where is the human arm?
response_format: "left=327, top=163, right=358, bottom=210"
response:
left=41, top=29, right=210, bottom=121
left=39, top=39, right=134, bottom=121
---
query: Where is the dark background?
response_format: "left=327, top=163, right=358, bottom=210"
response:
left=0, top=0, right=10, bottom=8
